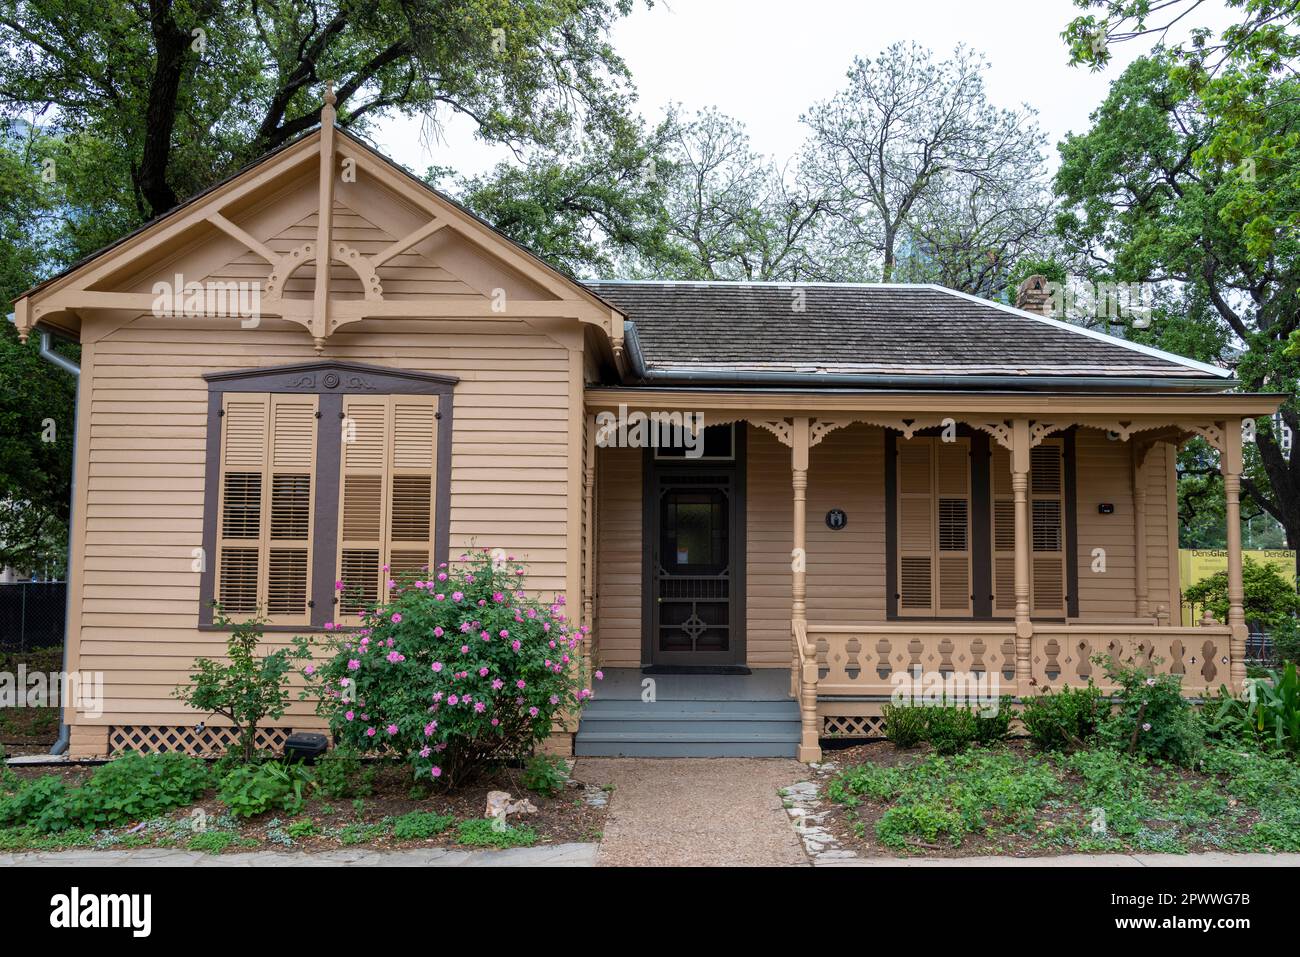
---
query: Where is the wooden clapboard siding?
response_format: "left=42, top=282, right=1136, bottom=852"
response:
left=1144, top=441, right=1176, bottom=617
left=594, top=445, right=641, bottom=668
left=75, top=314, right=575, bottom=728
left=746, top=424, right=885, bottom=668
left=1074, top=429, right=1137, bottom=617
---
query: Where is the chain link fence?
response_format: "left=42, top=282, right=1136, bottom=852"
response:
left=0, top=582, right=66, bottom=653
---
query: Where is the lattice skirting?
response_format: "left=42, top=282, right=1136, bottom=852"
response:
left=108, top=725, right=294, bottom=757
left=822, top=713, right=887, bottom=739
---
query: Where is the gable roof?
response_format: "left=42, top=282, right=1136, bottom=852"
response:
left=585, top=280, right=1230, bottom=388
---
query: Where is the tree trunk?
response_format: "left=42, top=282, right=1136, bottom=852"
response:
left=138, top=0, right=191, bottom=217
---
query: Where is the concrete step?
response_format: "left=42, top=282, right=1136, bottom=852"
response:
left=582, top=699, right=798, bottom=718
left=574, top=729, right=800, bottom=758
left=579, top=716, right=800, bottom=736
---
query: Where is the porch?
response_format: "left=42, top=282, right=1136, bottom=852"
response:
left=579, top=393, right=1274, bottom=761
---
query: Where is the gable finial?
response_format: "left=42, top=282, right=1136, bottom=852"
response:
left=322, top=80, right=337, bottom=124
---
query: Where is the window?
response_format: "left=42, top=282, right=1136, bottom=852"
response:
left=214, top=393, right=317, bottom=624
left=200, top=361, right=455, bottom=630
left=337, top=395, right=440, bottom=619
left=894, top=432, right=1072, bottom=619
left=896, top=437, right=972, bottom=616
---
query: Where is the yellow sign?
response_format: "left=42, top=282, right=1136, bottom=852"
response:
left=1179, top=549, right=1296, bottom=624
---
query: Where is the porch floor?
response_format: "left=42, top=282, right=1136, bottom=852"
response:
left=578, top=668, right=800, bottom=758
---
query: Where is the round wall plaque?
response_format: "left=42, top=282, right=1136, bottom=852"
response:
left=826, top=508, right=847, bottom=530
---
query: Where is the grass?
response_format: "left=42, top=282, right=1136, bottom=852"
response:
left=827, top=743, right=1300, bottom=854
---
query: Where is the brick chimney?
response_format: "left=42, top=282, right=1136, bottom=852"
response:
left=1015, top=274, right=1053, bottom=317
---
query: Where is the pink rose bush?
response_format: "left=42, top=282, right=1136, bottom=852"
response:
left=298, top=549, right=594, bottom=787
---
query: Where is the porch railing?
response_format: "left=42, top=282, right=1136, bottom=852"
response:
left=801, top=620, right=1235, bottom=703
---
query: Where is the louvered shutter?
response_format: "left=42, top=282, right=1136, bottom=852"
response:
left=896, top=440, right=934, bottom=615
left=338, top=396, right=388, bottom=617
left=935, top=439, right=972, bottom=614
left=1030, top=441, right=1066, bottom=615
left=336, top=395, right=439, bottom=620
left=216, top=394, right=268, bottom=616
left=990, top=446, right=1016, bottom=615
left=214, top=392, right=316, bottom=623
left=265, top=395, right=316, bottom=621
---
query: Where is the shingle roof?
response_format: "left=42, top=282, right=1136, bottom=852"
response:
left=584, top=281, right=1227, bottom=382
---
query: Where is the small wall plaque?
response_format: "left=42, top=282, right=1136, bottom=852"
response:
left=826, top=508, right=848, bottom=530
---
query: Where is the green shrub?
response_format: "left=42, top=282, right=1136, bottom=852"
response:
left=1099, top=661, right=1202, bottom=767
left=219, top=761, right=313, bottom=818
left=454, top=817, right=537, bottom=848
left=521, top=754, right=568, bottom=797
left=297, top=550, right=593, bottom=789
left=877, top=802, right=967, bottom=848
left=1183, top=557, right=1300, bottom=633
left=924, top=707, right=978, bottom=755
left=1208, top=662, right=1300, bottom=755
left=311, top=747, right=373, bottom=799
left=285, top=818, right=318, bottom=839
left=0, top=754, right=211, bottom=833
left=174, top=610, right=298, bottom=763
left=391, top=810, right=455, bottom=840
left=826, top=763, right=905, bottom=807
left=973, top=698, right=1014, bottom=745
left=880, top=703, right=927, bottom=748
left=0, top=745, right=18, bottom=794
left=1021, top=683, right=1105, bottom=751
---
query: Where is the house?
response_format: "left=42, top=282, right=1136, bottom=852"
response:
left=9, top=99, right=1283, bottom=762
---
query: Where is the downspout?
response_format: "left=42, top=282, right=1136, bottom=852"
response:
left=7, top=315, right=79, bottom=755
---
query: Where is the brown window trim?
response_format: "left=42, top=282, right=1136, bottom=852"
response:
left=885, top=427, right=1077, bottom=620
left=199, top=360, right=457, bottom=631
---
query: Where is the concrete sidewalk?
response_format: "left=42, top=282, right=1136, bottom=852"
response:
left=818, top=852, right=1300, bottom=867
left=0, top=843, right=597, bottom=867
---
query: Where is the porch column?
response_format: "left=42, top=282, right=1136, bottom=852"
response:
left=581, top=416, right=597, bottom=675
left=791, top=417, right=820, bottom=762
left=1221, top=419, right=1248, bottom=692
left=1132, top=443, right=1150, bottom=619
left=1011, top=419, right=1034, bottom=696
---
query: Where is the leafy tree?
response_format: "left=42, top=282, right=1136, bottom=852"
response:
left=800, top=42, right=1053, bottom=293
left=1183, top=555, right=1300, bottom=628
left=0, top=0, right=647, bottom=220
left=453, top=114, right=679, bottom=279
left=652, top=107, right=830, bottom=281
left=1054, top=48, right=1300, bottom=563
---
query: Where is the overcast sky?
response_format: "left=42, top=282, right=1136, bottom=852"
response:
left=373, top=0, right=1233, bottom=182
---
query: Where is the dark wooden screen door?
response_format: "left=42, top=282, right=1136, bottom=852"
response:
left=650, top=473, right=740, bottom=666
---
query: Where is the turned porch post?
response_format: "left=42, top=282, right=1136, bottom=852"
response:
left=1011, top=419, right=1034, bottom=696
left=581, top=416, right=597, bottom=675
left=791, top=417, right=820, bottom=762
left=1221, top=419, right=1248, bottom=692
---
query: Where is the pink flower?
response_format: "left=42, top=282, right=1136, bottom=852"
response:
left=479, top=667, right=489, bottom=677
left=304, top=665, right=315, bottom=675
left=432, top=661, right=443, bottom=672
left=516, top=679, right=526, bottom=689
left=528, top=706, right=539, bottom=717
left=387, top=579, right=396, bottom=589
left=335, top=580, right=345, bottom=591
left=492, top=678, right=504, bottom=690
left=579, top=688, right=593, bottom=699
left=386, top=651, right=404, bottom=663
left=493, top=592, right=505, bottom=603
left=595, top=670, right=605, bottom=680
left=347, top=659, right=360, bottom=671
left=433, top=626, right=444, bottom=637
left=490, top=718, right=500, bottom=727
left=345, top=710, right=355, bottom=721
left=390, top=612, right=402, bottom=624
left=365, top=727, right=376, bottom=737
left=549, top=695, right=560, bottom=705
left=424, top=721, right=437, bottom=736
left=386, top=723, right=398, bottom=735
left=431, top=766, right=442, bottom=779
left=460, top=644, right=470, bottom=654
left=323, top=621, right=335, bottom=631
left=452, top=591, right=464, bottom=602
left=419, top=746, right=431, bottom=758
left=511, top=640, right=521, bottom=652
left=499, top=629, right=510, bottom=638
left=438, top=572, right=448, bottom=582
left=448, top=695, right=459, bottom=706
left=474, top=701, right=486, bottom=713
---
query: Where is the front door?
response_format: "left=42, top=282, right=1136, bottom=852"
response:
left=645, top=427, right=745, bottom=667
